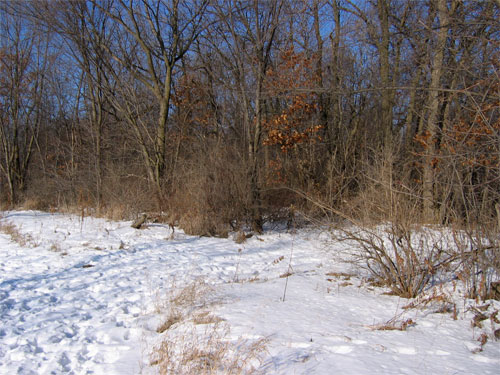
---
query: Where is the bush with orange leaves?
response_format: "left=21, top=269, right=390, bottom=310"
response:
left=263, top=47, right=323, bottom=153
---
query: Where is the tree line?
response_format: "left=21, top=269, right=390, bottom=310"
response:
left=0, top=0, right=498, bottom=235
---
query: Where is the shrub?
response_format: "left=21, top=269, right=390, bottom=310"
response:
left=453, top=225, right=500, bottom=301
left=168, top=144, right=249, bottom=236
left=337, top=222, right=450, bottom=298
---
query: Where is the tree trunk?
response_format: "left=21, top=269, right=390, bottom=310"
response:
left=155, top=65, right=173, bottom=192
left=249, top=56, right=264, bottom=233
left=377, top=0, right=393, bottom=149
left=422, top=0, right=450, bottom=222
left=327, top=0, right=341, bottom=156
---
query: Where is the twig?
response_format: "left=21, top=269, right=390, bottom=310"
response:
left=283, top=208, right=296, bottom=302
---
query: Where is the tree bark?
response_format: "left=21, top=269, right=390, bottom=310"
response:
left=377, top=0, right=393, bottom=149
left=422, top=0, right=450, bottom=221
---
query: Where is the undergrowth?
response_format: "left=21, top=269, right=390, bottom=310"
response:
left=0, top=218, right=37, bottom=247
left=151, top=279, right=267, bottom=374
left=335, top=222, right=451, bottom=298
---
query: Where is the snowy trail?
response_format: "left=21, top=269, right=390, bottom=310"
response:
left=0, top=212, right=230, bottom=374
left=1, top=211, right=499, bottom=374
left=0, top=212, right=294, bottom=374
left=1, top=217, right=159, bottom=374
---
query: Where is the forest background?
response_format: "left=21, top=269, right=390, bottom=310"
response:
left=0, top=0, right=499, bottom=237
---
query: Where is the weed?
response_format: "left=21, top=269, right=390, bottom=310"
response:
left=465, top=303, right=500, bottom=352
left=0, top=220, right=37, bottom=247
left=472, top=333, right=488, bottom=353
left=272, top=256, right=285, bottom=265
left=325, top=272, right=353, bottom=279
left=233, top=248, right=243, bottom=283
left=193, top=311, right=224, bottom=326
left=339, top=282, right=353, bottom=287
left=157, top=312, right=183, bottom=333
left=403, top=288, right=456, bottom=316
left=170, top=279, right=214, bottom=310
left=152, top=322, right=267, bottom=375
left=471, top=311, right=488, bottom=329
left=154, top=278, right=215, bottom=332
left=50, top=242, right=61, bottom=252
left=368, top=317, right=416, bottom=331
left=151, top=279, right=267, bottom=374
left=234, top=231, right=247, bottom=244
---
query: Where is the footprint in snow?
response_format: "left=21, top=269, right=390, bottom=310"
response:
left=58, top=352, right=71, bottom=372
left=49, top=334, right=63, bottom=344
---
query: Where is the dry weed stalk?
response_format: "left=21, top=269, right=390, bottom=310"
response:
left=472, top=333, right=489, bottom=353
left=367, top=308, right=416, bottom=331
left=452, top=226, right=500, bottom=301
left=0, top=220, right=37, bottom=247
left=153, top=322, right=267, bottom=375
left=157, top=313, right=183, bottom=334
left=192, top=311, right=224, bottom=326
left=403, top=287, right=457, bottom=317
left=152, top=279, right=267, bottom=374
left=155, top=279, right=215, bottom=333
left=462, top=302, right=500, bottom=352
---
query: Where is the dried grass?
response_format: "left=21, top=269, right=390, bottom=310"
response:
left=234, top=231, right=247, bottom=244
left=403, top=288, right=457, bottom=318
left=151, top=279, right=267, bottom=374
left=20, top=197, right=51, bottom=211
left=50, top=241, right=62, bottom=252
left=0, top=219, right=37, bottom=247
left=157, top=313, right=183, bottom=334
left=154, top=279, right=214, bottom=330
left=368, top=317, right=416, bottom=331
left=152, top=322, right=267, bottom=375
left=325, top=272, right=353, bottom=278
left=193, top=311, right=225, bottom=326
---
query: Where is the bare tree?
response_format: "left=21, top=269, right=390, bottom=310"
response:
left=0, top=0, right=497, bottom=233
left=37, top=0, right=116, bottom=210
left=420, top=0, right=455, bottom=221
left=341, top=0, right=400, bottom=148
left=0, top=3, right=49, bottom=204
left=211, top=0, right=283, bottom=232
left=88, top=0, right=209, bottom=204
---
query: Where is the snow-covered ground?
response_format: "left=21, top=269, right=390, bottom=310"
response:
left=0, top=211, right=499, bottom=374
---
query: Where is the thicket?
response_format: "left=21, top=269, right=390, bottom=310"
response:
left=0, top=1, right=498, bottom=247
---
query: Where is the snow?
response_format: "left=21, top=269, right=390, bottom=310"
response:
left=0, top=210, right=499, bottom=374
